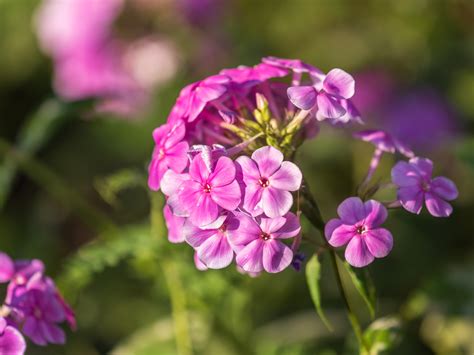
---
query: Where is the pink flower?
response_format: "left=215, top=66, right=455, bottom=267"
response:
left=391, top=157, right=458, bottom=217
left=228, top=212, right=301, bottom=273
left=354, top=129, right=414, bottom=158
left=184, top=213, right=239, bottom=269
left=0, top=317, right=26, bottom=355
left=287, top=68, right=355, bottom=119
left=170, top=154, right=241, bottom=227
left=163, top=205, right=186, bottom=243
left=148, top=119, right=189, bottom=191
left=220, top=63, right=288, bottom=85
left=325, top=197, right=393, bottom=268
left=236, top=146, right=302, bottom=218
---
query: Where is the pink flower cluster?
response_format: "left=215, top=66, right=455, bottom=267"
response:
left=148, top=57, right=458, bottom=271
left=0, top=253, right=75, bottom=354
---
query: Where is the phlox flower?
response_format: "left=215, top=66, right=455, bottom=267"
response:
left=148, top=119, right=189, bottom=191
left=237, top=146, right=302, bottom=218
left=184, top=213, right=239, bottom=269
left=228, top=212, right=301, bottom=273
left=163, top=205, right=186, bottom=244
left=391, top=157, right=458, bottom=217
left=325, top=197, right=393, bottom=268
left=0, top=317, right=25, bottom=355
left=354, top=129, right=414, bottom=158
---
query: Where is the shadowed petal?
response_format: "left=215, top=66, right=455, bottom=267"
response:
left=398, top=186, right=424, bottom=214
left=208, top=156, right=236, bottom=187
left=324, top=218, right=343, bottom=241
left=391, top=161, right=421, bottom=187
left=23, top=317, right=47, bottom=346
left=166, top=141, right=189, bottom=173
left=262, top=188, right=293, bottom=218
left=236, top=156, right=261, bottom=183
left=329, top=224, right=355, bottom=247
left=211, top=180, right=241, bottom=211
left=317, top=92, right=345, bottom=119
left=161, top=170, right=190, bottom=196
left=270, top=161, right=302, bottom=191
left=272, top=212, right=301, bottom=239
left=363, top=200, right=388, bottom=228
left=183, top=220, right=214, bottom=248
left=252, top=146, right=283, bottom=177
left=287, top=86, right=317, bottom=110
left=0, top=324, right=26, bottom=355
left=262, top=240, right=293, bottom=273
left=242, top=183, right=264, bottom=216
left=259, top=216, right=287, bottom=235
left=0, top=253, right=14, bottom=283
left=323, top=69, right=355, bottom=99
left=425, top=193, right=453, bottom=217
left=189, top=153, right=211, bottom=183
left=197, top=234, right=234, bottom=269
left=147, top=156, right=168, bottom=191
left=227, top=213, right=260, bottom=249
left=345, top=236, right=374, bottom=268
left=431, top=177, right=458, bottom=201
left=236, top=239, right=264, bottom=273
left=41, top=322, right=65, bottom=344
left=337, top=197, right=366, bottom=224
left=409, top=157, right=433, bottom=179
left=189, top=194, right=219, bottom=227
left=364, top=228, right=393, bottom=258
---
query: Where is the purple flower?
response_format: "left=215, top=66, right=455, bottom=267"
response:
left=163, top=205, right=186, bottom=244
left=391, top=157, right=458, bottom=217
left=287, top=68, right=355, bottom=119
left=220, top=63, right=288, bottom=85
left=325, top=197, right=393, bottom=268
left=148, top=119, right=189, bottom=191
left=184, top=213, right=239, bottom=269
left=228, top=212, right=301, bottom=273
left=0, top=317, right=26, bottom=355
left=236, top=146, right=302, bottom=218
left=354, top=129, right=414, bottom=158
left=171, top=154, right=241, bottom=227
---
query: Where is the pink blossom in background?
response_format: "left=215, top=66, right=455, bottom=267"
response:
left=392, top=157, right=458, bottom=217
left=325, top=197, right=393, bottom=268
left=354, top=130, right=414, bottom=158
left=0, top=317, right=26, bottom=355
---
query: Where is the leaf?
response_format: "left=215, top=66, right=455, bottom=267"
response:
left=305, top=254, right=333, bottom=330
left=95, top=169, right=146, bottom=206
left=363, top=316, right=401, bottom=355
left=341, top=258, right=376, bottom=319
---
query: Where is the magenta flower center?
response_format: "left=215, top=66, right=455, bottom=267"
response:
left=203, top=183, right=212, bottom=193
left=260, top=232, right=271, bottom=241
left=258, top=177, right=270, bottom=188
left=356, top=225, right=367, bottom=235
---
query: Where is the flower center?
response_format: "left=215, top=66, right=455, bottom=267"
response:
left=259, top=177, right=270, bottom=188
left=203, top=183, right=212, bottom=193
left=421, top=180, right=431, bottom=192
left=15, top=275, right=26, bottom=285
left=158, top=148, right=166, bottom=159
left=218, top=224, right=227, bottom=233
left=260, top=232, right=271, bottom=241
left=356, top=225, right=367, bottom=235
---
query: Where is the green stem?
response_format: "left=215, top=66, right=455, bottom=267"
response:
left=0, top=138, right=115, bottom=234
left=301, top=181, right=369, bottom=353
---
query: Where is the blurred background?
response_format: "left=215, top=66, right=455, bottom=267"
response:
left=0, top=0, right=473, bottom=354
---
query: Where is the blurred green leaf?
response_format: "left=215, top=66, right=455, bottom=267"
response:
left=95, top=169, right=146, bottom=206
left=305, top=254, right=333, bottom=331
left=362, top=316, right=401, bottom=355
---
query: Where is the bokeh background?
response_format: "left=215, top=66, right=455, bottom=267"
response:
left=1, top=0, right=473, bottom=354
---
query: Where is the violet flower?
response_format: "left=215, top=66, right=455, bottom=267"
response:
left=325, top=197, right=393, bottom=268
left=228, top=212, right=301, bottom=273
left=391, top=157, right=458, bottom=217
left=148, top=119, right=189, bottom=191
left=0, top=317, right=26, bottom=355
left=236, top=146, right=302, bottom=218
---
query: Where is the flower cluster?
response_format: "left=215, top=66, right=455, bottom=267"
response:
left=0, top=252, right=75, bottom=354
left=148, top=57, right=458, bottom=272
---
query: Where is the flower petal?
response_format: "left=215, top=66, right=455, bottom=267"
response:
left=227, top=213, right=260, bottom=250
left=287, top=86, right=317, bottom=110
left=391, top=161, right=421, bottom=187
left=409, top=157, right=433, bottom=179
left=161, top=170, right=190, bottom=196
left=236, top=156, right=261, bottom=183
left=364, top=228, right=393, bottom=258
left=270, top=161, right=302, bottom=191
left=271, top=212, right=301, bottom=239
left=236, top=239, right=264, bottom=273
left=251, top=146, right=283, bottom=177
left=425, top=192, right=453, bottom=217
left=0, top=253, right=14, bottom=283
left=328, top=224, right=355, bottom=247
left=164, top=206, right=186, bottom=243
left=259, top=216, right=287, bottom=235
left=398, top=186, right=424, bottom=214
left=0, top=324, right=26, bottom=354
left=197, top=234, right=234, bottom=269
left=242, top=183, right=264, bottom=216
left=189, top=153, right=210, bottom=183
left=23, top=317, right=47, bottom=346
left=166, top=141, right=189, bottom=173
left=337, top=197, right=366, bottom=224
left=262, top=240, right=293, bottom=273
left=189, top=193, right=219, bottom=227
left=317, top=92, right=346, bottom=119
left=208, top=156, right=236, bottom=187
left=323, top=68, right=355, bottom=99
left=363, top=200, right=388, bottom=228
left=261, top=188, right=293, bottom=218
left=324, top=218, right=343, bottom=241
left=431, top=177, right=458, bottom=201
left=211, top=180, right=241, bottom=211
left=344, top=236, right=374, bottom=268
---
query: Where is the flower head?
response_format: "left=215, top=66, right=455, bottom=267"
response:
left=237, top=146, right=302, bottom=218
left=325, top=197, right=393, bottom=268
left=228, top=212, right=301, bottom=273
left=391, top=157, right=458, bottom=217
left=0, top=317, right=26, bottom=355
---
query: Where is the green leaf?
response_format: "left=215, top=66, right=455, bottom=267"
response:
left=363, top=316, right=401, bottom=355
left=95, top=169, right=146, bottom=206
left=305, top=254, right=333, bottom=330
left=341, top=259, right=376, bottom=319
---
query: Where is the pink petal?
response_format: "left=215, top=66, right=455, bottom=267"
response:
left=409, top=157, right=433, bottom=179
left=398, top=186, right=424, bottom=214
left=189, top=153, right=210, bottom=183
left=179, top=181, right=203, bottom=213
left=323, top=68, right=355, bottom=99
left=259, top=216, right=287, bottom=234
left=324, top=218, right=343, bottom=241
left=317, top=92, right=346, bottom=119
left=425, top=193, right=453, bottom=217
left=328, top=224, right=355, bottom=247
left=364, top=228, right=393, bottom=258
left=189, top=193, right=219, bottom=227
left=227, top=213, right=261, bottom=250
left=0, top=253, right=14, bottom=283
left=197, top=234, right=234, bottom=269
left=271, top=212, right=301, bottom=239
left=344, top=236, right=374, bottom=268
left=270, top=161, right=302, bottom=191
left=251, top=146, right=283, bottom=177
left=196, top=83, right=227, bottom=102
left=242, top=183, right=264, bottom=216
left=363, top=200, right=388, bottom=228
left=164, top=205, right=186, bottom=243
left=337, top=197, right=366, bottom=224
left=147, top=156, right=168, bottom=191
left=0, top=324, right=26, bottom=355
left=261, top=188, right=293, bottom=218
left=23, top=317, right=46, bottom=346
left=184, top=221, right=215, bottom=248
left=262, top=240, right=293, bottom=273
left=187, top=94, right=206, bottom=122
left=287, top=86, right=317, bottom=110
left=236, top=156, right=261, bottom=184
left=194, top=252, right=208, bottom=271
left=161, top=170, right=190, bottom=196
left=166, top=141, right=189, bottom=173
left=208, top=157, right=236, bottom=187
left=211, top=180, right=241, bottom=211
left=391, top=161, right=421, bottom=187
left=163, top=119, right=186, bottom=148
left=167, top=193, right=191, bottom=217
left=431, top=177, right=458, bottom=201
left=235, top=239, right=264, bottom=273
